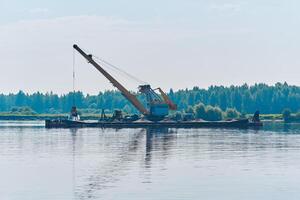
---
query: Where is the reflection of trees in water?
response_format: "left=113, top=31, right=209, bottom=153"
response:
left=201, top=127, right=297, bottom=161
left=71, top=128, right=176, bottom=200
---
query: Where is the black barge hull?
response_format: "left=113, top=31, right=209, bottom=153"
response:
left=45, top=119, right=262, bottom=129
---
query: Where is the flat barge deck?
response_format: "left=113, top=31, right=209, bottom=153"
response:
left=45, top=119, right=262, bottom=129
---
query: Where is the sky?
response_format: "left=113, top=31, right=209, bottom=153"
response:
left=0, top=0, right=300, bottom=94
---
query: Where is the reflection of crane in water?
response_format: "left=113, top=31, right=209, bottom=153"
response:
left=71, top=128, right=176, bottom=199
left=72, top=129, right=145, bottom=199
left=71, top=129, right=77, bottom=199
left=144, top=128, right=176, bottom=168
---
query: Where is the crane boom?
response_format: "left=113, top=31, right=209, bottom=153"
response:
left=73, top=44, right=149, bottom=115
left=155, top=88, right=177, bottom=110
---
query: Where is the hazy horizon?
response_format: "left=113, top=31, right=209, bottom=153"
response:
left=1, top=0, right=300, bottom=94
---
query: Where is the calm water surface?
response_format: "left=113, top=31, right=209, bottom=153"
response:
left=0, top=121, right=300, bottom=200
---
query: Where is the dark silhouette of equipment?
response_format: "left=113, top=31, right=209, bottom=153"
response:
left=252, top=110, right=260, bottom=122
left=112, top=110, right=123, bottom=121
left=100, top=109, right=107, bottom=121
left=69, top=106, right=80, bottom=121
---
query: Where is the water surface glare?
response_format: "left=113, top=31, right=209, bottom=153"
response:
left=0, top=121, right=300, bottom=200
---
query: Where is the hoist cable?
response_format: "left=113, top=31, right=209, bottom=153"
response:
left=72, top=48, right=76, bottom=106
left=92, top=55, right=148, bottom=85
left=77, top=46, right=148, bottom=85
left=97, top=60, right=146, bottom=86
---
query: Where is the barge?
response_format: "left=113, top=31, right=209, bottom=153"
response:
left=45, top=45, right=263, bottom=130
left=45, top=119, right=262, bottom=129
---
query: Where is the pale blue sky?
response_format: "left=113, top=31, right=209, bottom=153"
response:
left=0, top=0, right=300, bottom=94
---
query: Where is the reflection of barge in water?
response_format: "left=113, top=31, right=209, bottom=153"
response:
left=45, top=119, right=262, bottom=129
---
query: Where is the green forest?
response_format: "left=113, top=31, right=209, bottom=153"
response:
left=0, top=82, right=299, bottom=116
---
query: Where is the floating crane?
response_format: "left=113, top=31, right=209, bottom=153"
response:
left=73, top=44, right=177, bottom=121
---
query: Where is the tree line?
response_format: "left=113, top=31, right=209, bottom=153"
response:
left=0, top=82, right=299, bottom=115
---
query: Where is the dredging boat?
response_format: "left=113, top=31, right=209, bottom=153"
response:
left=45, top=44, right=263, bottom=129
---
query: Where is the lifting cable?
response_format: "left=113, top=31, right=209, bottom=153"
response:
left=93, top=55, right=148, bottom=85
left=78, top=46, right=148, bottom=85
left=72, top=48, right=76, bottom=106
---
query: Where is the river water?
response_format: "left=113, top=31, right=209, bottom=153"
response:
left=0, top=121, right=300, bottom=200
